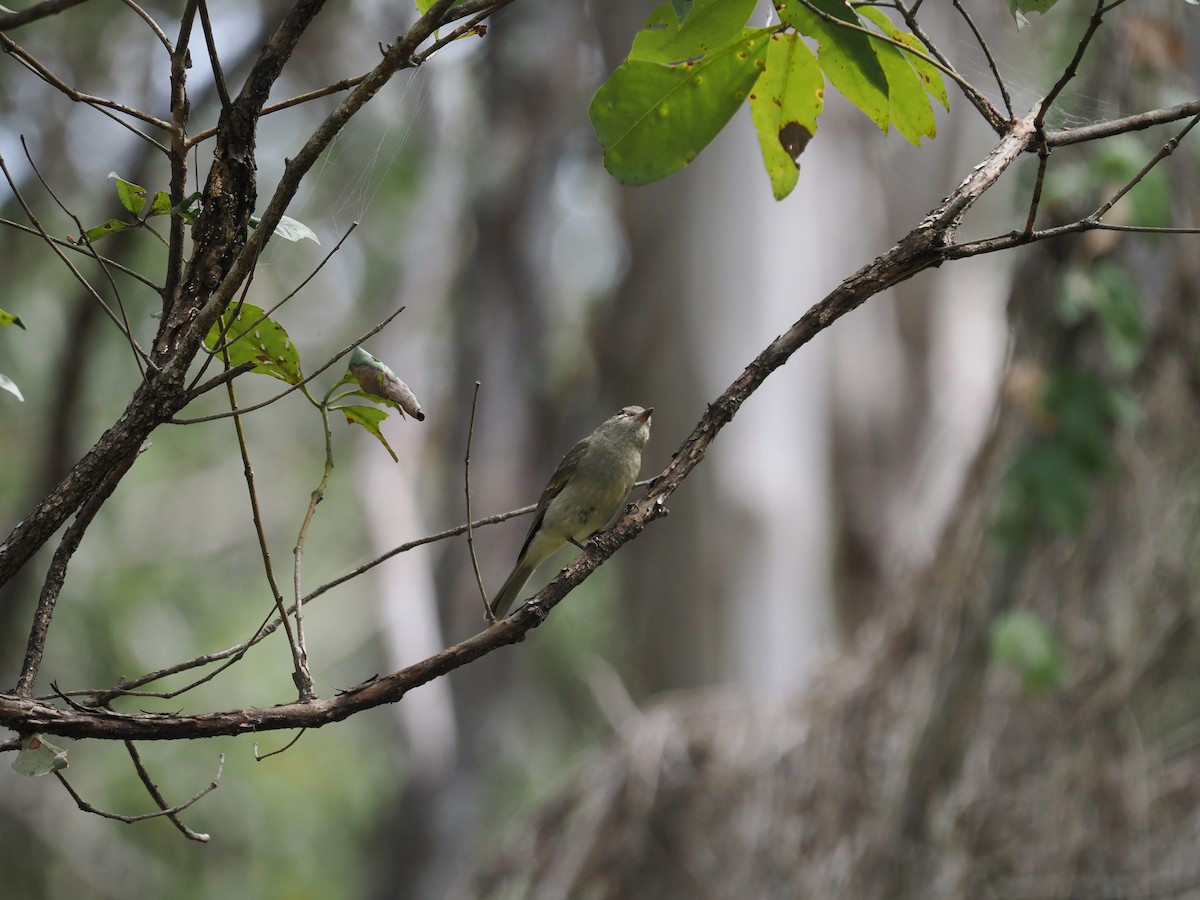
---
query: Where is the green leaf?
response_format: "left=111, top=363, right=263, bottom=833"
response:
left=990, top=610, right=1065, bottom=693
left=83, top=219, right=133, bottom=243
left=339, top=405, right=399, bottom=462
left=415, top=0, right=468, bottom=13
left=148, top=190, right=173, bottom=216
left=855, top=10, right=935, bottom=145
left=864, top=10, right=948, bottom=110
left=1007, top=0, right=1059, bottom=29
left=749, top=32, right=823, bottom=200
left=630, top=0, right=759, bottom=64
left=205, top=303, right=304, bottom=385
left=108, top=172, right=147, bottom=215
left=0, top=307, right=25, bottom=329
left=11, top=733, right=69, bottom=776
left=0, top=373, right=23, bottom=402
left=591, top=29, right=771, bottom=186
left=777, top=0, right=889, bottom=131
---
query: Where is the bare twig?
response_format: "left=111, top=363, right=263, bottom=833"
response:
left=222, top=360, right=313, bottom=699
left=1035, top=0, right=1106, bottom=130
left=196, top=0, right=231, bottom=110
left=54, top=754, right=222, bottom=839
left=464, top=382, right=493, bottom=622
left=289, top=401, right=335, bottom=701
left=124, top=741, right=211, bottom=841
left=254, top=729, right=306, bottom=761
left=0, top=153, right=147, bottom=356
left=0, top=0, right=92, bottom=30
left=118, top=0, right=174, bottom=54
left=0, top=218, right=162, bottom=290
left=1046, top=100, right=1200, bottom=147
left=20, top=136, right=147, bottom=377
left=0, top=32, right=172, bottom=148
left=949, top=0, right=1013, bottom=120
left=1090, top=115, right=1200, bottom=222
left=1023, top=134, right=1050, bottom=236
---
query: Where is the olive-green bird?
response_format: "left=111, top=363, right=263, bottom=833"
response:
left=490, top=406, right=653, bottom=618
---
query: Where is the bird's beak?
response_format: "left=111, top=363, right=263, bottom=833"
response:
left=637, top=407, right=653, bottom=423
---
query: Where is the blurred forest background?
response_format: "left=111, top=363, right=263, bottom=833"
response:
left=2, top=0, right=1199, bottom=898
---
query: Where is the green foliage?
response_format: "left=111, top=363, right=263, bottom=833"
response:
left=1059, top=262, right=1147, bottom=373
left=990, top=609, right=1066, bottom=692
left=748, top=32, right=823, bottom=200
left=993, top=370, right=1132, bottom=542
left=591, top=0, right=944, bottom=199
left=338, top=404, right=399, bottom=462
left=0, top=307, right=25, bottom=329
left=777, top=0, right=889, bottom=130
left=629, top=0, right=758, bottom=63
left=591, top=28, right=771, bottom=187
left=204, top=303, right=305, bottom=385
left=1007, top=0, right=1061, bottom=30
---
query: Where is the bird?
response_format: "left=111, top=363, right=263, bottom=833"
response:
left=489, top=406, right=653, bottom=618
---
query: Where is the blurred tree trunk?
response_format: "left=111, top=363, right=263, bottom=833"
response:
left=463, top=8, right=1200, bottom=899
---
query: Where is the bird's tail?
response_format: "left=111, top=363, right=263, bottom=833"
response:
left=490, top=559, right=537, bottom=619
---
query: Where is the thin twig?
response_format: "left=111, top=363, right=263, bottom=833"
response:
left=0, top=217, right=161, bottom=290
left=1035, top=0, right=1106, bottom=130
left=254, top=729, right=306, bottom=761
left=54, top=754, right=222, bottom=839
left=289, top=401, right=335, bottom=702
left=949, top=0, right=1013, bottom=119
left=222, top=358, right=312, bottom=698
left=186, top=77, right=367, bottom=148
left=124, top=741, right=210, bottom=841
left=0, top=0, right=92, bottom=30
left=1090, top=115, right=1200, bottom=222
left=0, top=153, right=147, bottom=355
left=196, top=0, right=231, bottom=110
left=0, top=32, right=172, bottom=150
left=19, top=136, right=147, bottom=377
left=177, top=305, right=406, bottom=413
left=118, top=0, right=174, bottom=54
left=464, top=382, right=493, bottom=622
left=1045, top=100, right=1200, bottom=147
left=202, top=222, right=360, bottom=366
left=1023, top=135, right=1050, bottom=236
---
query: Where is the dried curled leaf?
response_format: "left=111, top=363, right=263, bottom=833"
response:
left=348, top=347, right=425, bottom=421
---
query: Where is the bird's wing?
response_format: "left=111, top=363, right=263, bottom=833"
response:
left=515, top=435, right=591, bottom=560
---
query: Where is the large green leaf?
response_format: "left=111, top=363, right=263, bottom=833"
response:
left=630, top=0, right=759, bottom=64
left=857, top=9, right=935, bottom=144
left=204, top=303, right=304, bottom=385
left=748, top=32, right=823, bottom=200
left=591, top=29, right=771, bottom=186
left=777, top=0, right=889, bottom=131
